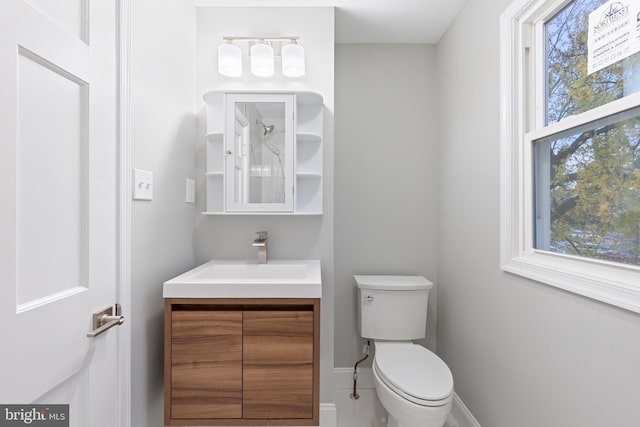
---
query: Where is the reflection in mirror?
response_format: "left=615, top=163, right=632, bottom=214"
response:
left=233, top=102, right=286, bottom=204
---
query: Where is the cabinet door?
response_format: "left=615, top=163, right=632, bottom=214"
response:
left=243, top=310, right=314, bottom=419
left=225, top=93, right=295, bottom=212
left=171, top=310, right=242, bottom=419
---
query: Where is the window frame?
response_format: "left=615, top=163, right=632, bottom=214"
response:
left=500, top=0, right=640, bottom=313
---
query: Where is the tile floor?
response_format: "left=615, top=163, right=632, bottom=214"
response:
left=334, top=387, right=456, bottom=427
left=335, top=388, right=387, bottom=427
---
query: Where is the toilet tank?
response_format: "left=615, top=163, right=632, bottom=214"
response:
left=355, top=275, right=433, bottom=340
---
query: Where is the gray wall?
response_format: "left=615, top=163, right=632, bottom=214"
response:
left=130, top=1, right=196, bottom=426
left=334, top=45, right=439, bottom=367
left=436, top=1, right=640, bottom=426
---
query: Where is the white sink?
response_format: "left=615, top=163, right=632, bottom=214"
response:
left=163, top=259, right=322, bottom=299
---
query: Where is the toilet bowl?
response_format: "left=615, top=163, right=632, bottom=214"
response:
left=372, top=342, right=453, bottom=427
left=373, top=342, right=453, bottom=427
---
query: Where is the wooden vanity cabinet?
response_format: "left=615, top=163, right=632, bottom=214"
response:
left=164, top=298, right=320, bottom=426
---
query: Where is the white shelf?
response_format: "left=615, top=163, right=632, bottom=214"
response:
left=296, top=91, right=323, bottom=105
left=296, top=174, right=322, bottom=214
left=204, top=89, right=321, bottom=104
left=297, top=132, right=321, bottom=143
left=206, top=132, right=224, bottom=174
left=296, top=131, right=322, bottom=178
left=295, top=94, right=322, bottom=214
left=204, top=94, right=224, bottom=134
left=206, top=174, right=224, bottom=213
left=202, top=211, right=322, bottom=216
left=206, top=132, right=223, bottom=142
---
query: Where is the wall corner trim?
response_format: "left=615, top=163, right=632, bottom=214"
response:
left=450, top=392, right=482, bottom=427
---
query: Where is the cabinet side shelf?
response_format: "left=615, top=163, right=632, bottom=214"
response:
left=296, top=132, right=321, bottom=143
left=202, top=211, right=322, bottom=216
left=206, top=131, right=224, bottom=141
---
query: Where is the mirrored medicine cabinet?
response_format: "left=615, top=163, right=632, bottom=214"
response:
left=203, top=91, right=323, bottom=215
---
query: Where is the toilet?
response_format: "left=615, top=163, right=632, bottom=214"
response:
left=355, top=275, right=453, bottom=427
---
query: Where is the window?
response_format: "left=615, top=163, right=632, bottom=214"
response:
left=500, top=0, right=640, bottom=312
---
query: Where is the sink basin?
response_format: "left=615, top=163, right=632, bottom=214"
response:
left=163, top=259, right=322, bottom=298
left=193, top=263, right=309, bottom=280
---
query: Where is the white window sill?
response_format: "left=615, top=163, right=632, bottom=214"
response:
left=502, top=252, right=640, bottom=313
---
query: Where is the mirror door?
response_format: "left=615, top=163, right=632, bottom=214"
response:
left=225, top=94, right=294, bottom=212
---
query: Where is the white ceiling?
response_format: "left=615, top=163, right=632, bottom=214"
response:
left=193, top=0, right=467, bottom=44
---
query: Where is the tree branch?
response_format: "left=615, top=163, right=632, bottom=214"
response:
left=551, top=123, right=617, bottom=167
left=551, top=196, right=578, bottom=223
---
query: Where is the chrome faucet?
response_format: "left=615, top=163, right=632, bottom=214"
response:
left=252, top=231, right=268, bottom=264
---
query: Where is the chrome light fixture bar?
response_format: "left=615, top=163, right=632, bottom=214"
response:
left=217, top=36, right=305, bottom=78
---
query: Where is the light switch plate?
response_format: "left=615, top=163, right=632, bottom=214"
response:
left=186, top=178, right=195, bottom=203
left=133, top=168, right=153, bottom=201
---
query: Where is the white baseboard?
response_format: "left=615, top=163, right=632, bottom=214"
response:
left=334, top=367, right=481, bottom=427
left=448, top=393, right=481, bottom=427
left=334, top=366, right=375, bottom=390
left=320, top=403, right=337, bottom=427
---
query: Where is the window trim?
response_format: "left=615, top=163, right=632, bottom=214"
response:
left=500, top=0, right=640, bottom=313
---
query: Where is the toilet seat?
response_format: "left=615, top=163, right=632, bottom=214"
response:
left=374, top=342, right=453, bottom=407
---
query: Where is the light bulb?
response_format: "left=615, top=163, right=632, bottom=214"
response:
left=218, top=43, right=242, bottom=77
left=250, top=42, right=274, bottom=77
left=282, top=42, right=305, bottom=77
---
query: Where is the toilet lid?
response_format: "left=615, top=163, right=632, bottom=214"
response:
left=374, top=342, right=453, bottom=403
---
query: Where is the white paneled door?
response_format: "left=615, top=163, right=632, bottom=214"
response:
left=0, top=0, right=122, bottom=426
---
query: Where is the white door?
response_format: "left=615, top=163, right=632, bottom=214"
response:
left=0, top=1, right=122, bottom=426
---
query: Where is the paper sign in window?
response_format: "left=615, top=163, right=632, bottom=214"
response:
left=587, top=0, right=640, bottom=74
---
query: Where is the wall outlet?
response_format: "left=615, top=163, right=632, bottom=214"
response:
left=133, top=169, right=153, bottom=201
left=186, top=178, right=195, bottom=203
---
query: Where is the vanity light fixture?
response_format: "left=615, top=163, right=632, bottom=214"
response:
left=217, top=36, right=305, bottom=78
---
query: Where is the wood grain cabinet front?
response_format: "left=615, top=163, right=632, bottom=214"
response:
left=170, top=310, right=243, bottom=420
left=243, top=310, right=314, bottom=420
left=164, top=299, right=320, bottom=426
